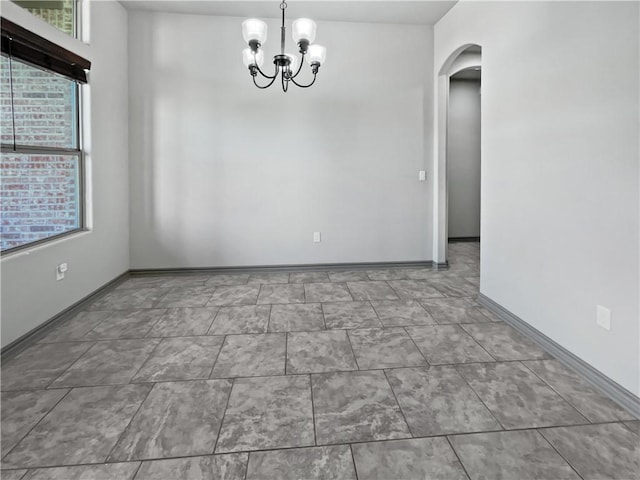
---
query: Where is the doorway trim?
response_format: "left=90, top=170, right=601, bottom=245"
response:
left=433, top=44, right=482, bottom=265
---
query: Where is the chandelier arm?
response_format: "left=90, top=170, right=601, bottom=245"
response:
left=290, top=53, right=305, bottom=79
left=255, top=63, right=278, bottom=80
left=289, top=72, right=317, bottom=88
left=253, top=73, right=278, bottom=89
left=252, top=51, right=278, bottom=79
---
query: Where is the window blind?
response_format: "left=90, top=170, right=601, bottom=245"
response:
left=1, top=17, right=90, bottom=83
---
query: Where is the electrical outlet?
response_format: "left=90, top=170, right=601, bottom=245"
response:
left=313, top=232, right=321, bottom=243
left=56, top=262, right=68, bottom=281
left=419, top=170, right=426, bottom=181
left=596, top=305, right=611, bottom=331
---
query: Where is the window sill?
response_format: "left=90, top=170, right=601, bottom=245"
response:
left=1, top=229, right=91, bottom=262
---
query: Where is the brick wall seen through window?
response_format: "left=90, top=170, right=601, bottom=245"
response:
left=13, top=0, right=75, bottom=36
left=1, top=2, right=81, bottom=252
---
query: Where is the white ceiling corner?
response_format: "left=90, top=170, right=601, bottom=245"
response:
left=119, top=1, right=458, bottom=26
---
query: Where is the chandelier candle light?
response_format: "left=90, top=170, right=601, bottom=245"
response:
left=242, top=1, right=326, bottom=92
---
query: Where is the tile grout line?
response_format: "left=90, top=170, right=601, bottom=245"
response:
left=450, top=363, right=506, bottom=431
left=365, top=300, right=385, bottom=329
left=210, top=377, right=235, bottom=456
left=401, top=326, right=430, bottom=366
left=41, top=341, right=99, bottom=390
left=256, top=284, right=266, bottom=310
left=341, top=329, right=360, bottom=371
left=145, top=308, right=173, bottom=338
left=319, top=303, right=328, bottom=330
left=343, top=282, right=359, bottom=305
left=243, top=451, right=250, bottom=480
left=3, top=419, right=630, bottom=471
left=505, top=360, right=589, bottom=425
left=32, top=311, right=111, bottom=345
left=208, top=335, right=229, bottom=379
left=415, top=296, right=464, bottom=324
left=348, top=444, right=360, bottom=480
left=620, top=421, right=640, bottom=436
left=31, top=306, right=501, bottom=340
left=266, top=304, right=273, bottom=334
left=104, top=382, right=156, bottom=463
left=368, top=299, right=381, bottom=323
left=382, top=280, right=402, bottom=301
left=309, top=374, right=318, bottom=446
left=284, top=333, right=289, bottom=375
left=149, top=288, right=172, bottom=310
left=444, top=435, right=473, bottom=480
left=519, top=360, right=596, bottom=425
left=87, top=309, right=169, bottom=342
left=382, top=369, right=415, bottom=438
left=344, top=330, right=361, bottom=371
left=31, top=315, right=513, bottom=346
left=456, top=323, right=500, bottom=363
left=124, top=338, right=165, bottom=384
left=536, top=428, right=586, bottom=480
left=130, top=459, right=144, bottom=479
left=78, top=310, right=117, bottom=340
left=1, top=387, right=73, bottom=462
left=8, top=357, right=586, bottom=393
left=204, top=307, right=222, bottom=336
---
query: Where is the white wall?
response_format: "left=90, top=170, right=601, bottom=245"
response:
left=447, top=78, right=481, bottom=238
left=1, top=0, right=130, bottom=347
left=435, top=1, right=640, bottom=395
left=128, top=11, right=434, bottom=268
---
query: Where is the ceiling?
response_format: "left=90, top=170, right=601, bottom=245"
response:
left=451, top=67, right=481, bottom=81
left=120, top=1, right=458, bottom=26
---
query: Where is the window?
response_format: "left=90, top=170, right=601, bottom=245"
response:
left=12, top=0, right=76, bottom=37
left=1, top=17, right=89, bottom=254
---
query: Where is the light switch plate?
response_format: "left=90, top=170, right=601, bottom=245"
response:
left=56, top=263, right=67, bottom=281
left=596, top=305, right=611, bottom=331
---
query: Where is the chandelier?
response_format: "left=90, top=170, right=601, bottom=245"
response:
left=241, top=1, right=326, bottom=92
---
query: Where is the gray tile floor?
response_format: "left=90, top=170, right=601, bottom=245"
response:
left=2, top=241, right=638, bottom=479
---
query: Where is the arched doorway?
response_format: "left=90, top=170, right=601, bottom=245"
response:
left=433, top=44, right=482, bottom=266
